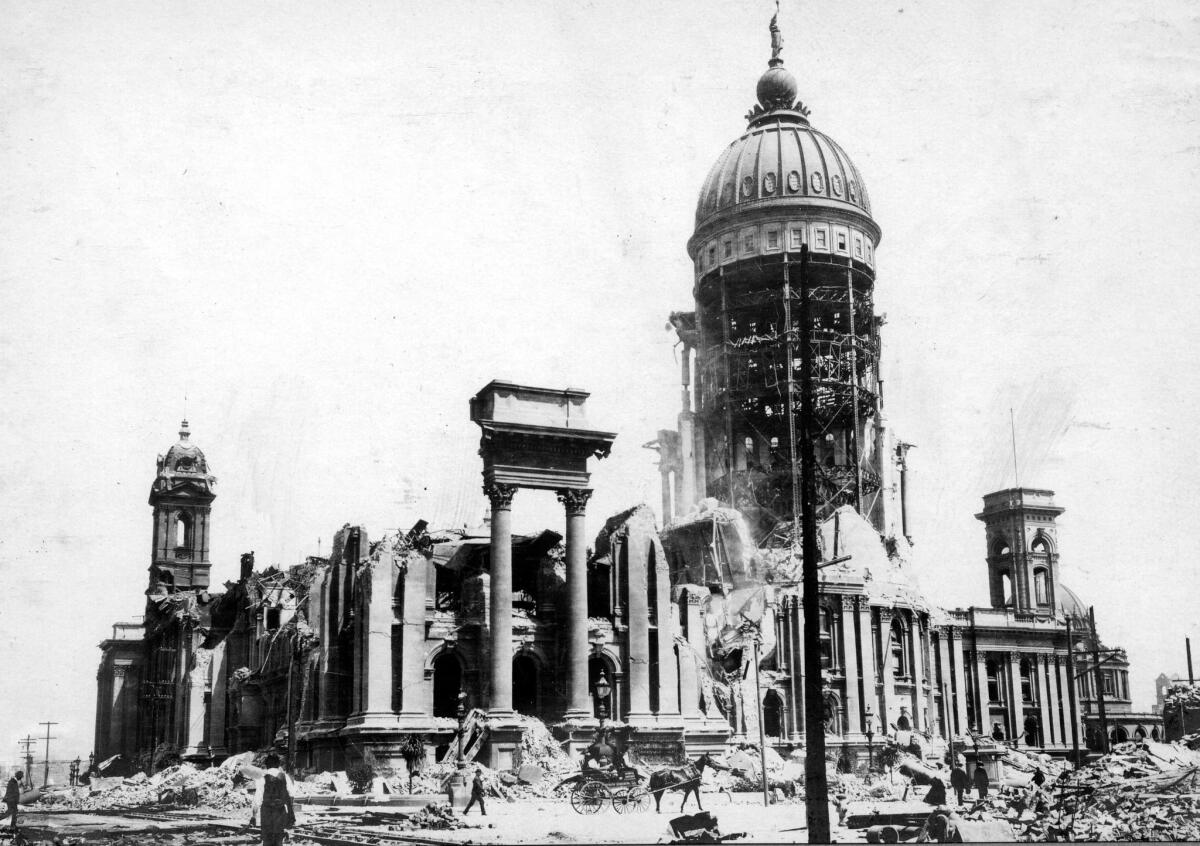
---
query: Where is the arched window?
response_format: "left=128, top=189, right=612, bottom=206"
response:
left=1034, top=568, right=1049, bottom=605
left=1020, top=658, right=1034, bottom=703
left=763, top=691, right=784, bottom=738
left=175, top=512, right=192, bottom=548
left=1001, top=572, right=1014, bottom=606
left=986, top=659, right=1002, bottom=703
left=992, top=538, right=1011, bottom=558
left=1031, top=536, right=1050, bottom=555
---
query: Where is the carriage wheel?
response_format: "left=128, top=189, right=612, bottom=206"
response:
left=613, top=785, right=652, bottom=814
left=571, top=781, right=608, bottom=815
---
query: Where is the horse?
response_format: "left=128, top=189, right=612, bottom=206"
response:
left=648, top=752, right=729, bottom=813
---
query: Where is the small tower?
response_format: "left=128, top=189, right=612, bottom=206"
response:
left=147, top=420, right=216, bottom=594
left=975, top=488, right=1063, bottom=613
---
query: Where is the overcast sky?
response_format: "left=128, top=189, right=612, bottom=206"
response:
left=2, top=0, right=1198, bottom=760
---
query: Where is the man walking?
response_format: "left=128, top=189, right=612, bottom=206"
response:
left=5, top=771, right=22, bottom=831
left=973, top=763, right=990, bottom=799
left=463, top=767, right=487, bottom=816
left=950, top=763, right=968, bottom=805
left=251, top=754, right=295, bottom=846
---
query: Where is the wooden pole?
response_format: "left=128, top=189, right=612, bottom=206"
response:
left=1089, top=607, right=1109, bottom=754
left=1187, top=637, right=1194, bottom=686
left=799, top=244, right=830, bottom=842
left=754, top=637, right=770, bottom=808
left=1065, top=617, right=1080, bottom=765
left=39, top=721, right=58, bottom=788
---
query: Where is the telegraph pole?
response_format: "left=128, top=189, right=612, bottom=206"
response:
left=39, top=722, right=58, bottom=788
left=1088, top=608, right=1109, bottom=754
left=18, top=736, right=36, bottom=788
left=798, top=244, right=830, bottom=842
left=1064, top=617, right=1080, bottom=765
left=1187, top=637, right=1194, bottom=686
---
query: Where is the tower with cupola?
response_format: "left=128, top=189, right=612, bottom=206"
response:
left=147, top=420, right=216, bottom=594
left=976, top=487, right=1063, bottom=613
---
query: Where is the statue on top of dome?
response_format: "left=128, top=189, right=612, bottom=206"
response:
left=769, top=4, right=783, bottom=62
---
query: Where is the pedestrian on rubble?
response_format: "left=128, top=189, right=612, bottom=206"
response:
left=250, top=754, right=295, bottom=846
left=949, top=764, right=968, bottom=805
left=923, top=776, right=947, bottom=806
left=1032, top=767, right=1046, bottom=788
left=463, top=766, right=487, bottom=816
left=972, top=764, right=990, bottom=799
left=991, top=723, right=1004, bottom=742
left=5, top=771, right=22, bottom=831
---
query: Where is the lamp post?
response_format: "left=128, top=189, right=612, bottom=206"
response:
left=594, top=669, right=611, bottom=724
left=456, top=690, right=468, bottom=768
left=864, top=705, right=875, bottom=783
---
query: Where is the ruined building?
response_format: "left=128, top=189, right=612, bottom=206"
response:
left=97, top=20, right=1159, bottom=773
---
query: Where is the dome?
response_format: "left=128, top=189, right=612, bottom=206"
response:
left=161, top=420, right=208, bottom=476
left=691, top=17, right=878, bottom=249
left=1057, top=583, right=1088, bottom=621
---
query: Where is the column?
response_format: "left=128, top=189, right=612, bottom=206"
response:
left=1057, top=657, right=1074, bottom=750
left=351, top=550, right=396, bottom=725
left=399, top=550, right=429, bottom=718
left=950, top=628, right=968, bottom=736
left=973, top=650, right=989, bottom=733
left=678, top=344, right=697, bottom=513
left=208, top=642, right=228, bottom=756
left=625, top=527, right=653, bottom=723
left=790, top=595, right=804, bottom=739
left=1038, top=654, right=1054, bottom=748
left=925, top=624, right=938, bottom=733
left=858, top=600, right=877, bottom=729
left=909, top=615, right=925, bottom=731
left=937, top=634, right=954, bottom=739
left=1007, top=651, right=1022, bottom=742
left=838, top=597, right=861, bottom=734
left=682, top=588, right=706, bottom=721
left=486, top=483, right=517, bottom=717
left=558, top=489, right=593, bottom=720
left=878, top=609, right=895, bottom=729
left=694, top=419, right=708, bottom=503
left=108, top=665, right=127, bottom=758
left=183, top=648, right=212, bottom=756
left=655, top=549, right=680, bottom=720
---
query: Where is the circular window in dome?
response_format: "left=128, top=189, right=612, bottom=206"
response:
left=810, top=172, right=825, bottom=194
left=831, top=175, right=843, bottom=197
left=741, top=175, right=755, bottom=199
left=787, top=170, right=801, bottom=193
left=763, top=172, right=777, bottom=195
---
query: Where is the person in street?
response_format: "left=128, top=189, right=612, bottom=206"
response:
left=991, top=723, right=1005, bottom=741
left=1032, top=767, right=1046, bottom=787
left=463, top=766, right=487, bottom=816
left=949, top=764, right=969, bottom=804
left=923, top=776, right=947, bottom=806
left=5, top=771, right=22, bottom=831
left=250, top=754, right=295, bottom=846
left=973, top=764, right=990, bottom=799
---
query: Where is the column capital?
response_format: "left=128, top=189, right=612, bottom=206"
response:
left=556, top=488, right=593, bottom=516
left=949, top=625, right=964, bottom=638
left=484, top=482, right=519, bottom=511
left=878, top=608, right=895, bottom=624
left=840, top=595, right=858, bottom=612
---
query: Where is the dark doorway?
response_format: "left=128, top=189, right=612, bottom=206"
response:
left=513, top=654, right=539, bottom=716
left=763, top=691, right=783, bottom=738
left=432, top=653, right=462, bottom=719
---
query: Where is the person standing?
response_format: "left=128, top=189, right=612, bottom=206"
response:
left=463, top=767, right=487, bottom=816
left=923, top=776, right=947, bottom=806
left=5, top=771, right=22, bottom=831
left=973, top=764, right=990, bottom=799
left=949, top=764, right=968, bottom=805
left=251, top=754, right=295, bottom=846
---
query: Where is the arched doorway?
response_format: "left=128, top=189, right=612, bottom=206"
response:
left=1111, top=725, right=1128, bottom=744
left=763, top=690, right=783, bottom=739
left=432, top=652, right=462, bottom=719
left=513, top=654, right=539, bottom=716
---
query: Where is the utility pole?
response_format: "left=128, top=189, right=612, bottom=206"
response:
left=1064, top=617, right=1080, bottom=766
left=751, top=633, right=770, bottom=808
left=18, top=736, right=36, bottom=788
left=798, top=243, right=830, bottom=843
left=1187, top=637, right=1194, bottom=686
left=1088, top=607, right=1109, bottom=755
left=39, top=722, right=58, bottom=788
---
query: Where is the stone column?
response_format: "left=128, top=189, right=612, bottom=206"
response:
left=1038, top=654, right=1054, bottom=748
left=858, top=600, right=877, bottom=730
left=937, top=634, right=954, bottom=739
left=878, top=609, right=895, bottom=728
left=1056, top=657, right=1073, bottom=748
left=950, top=628, right=968, bottom=736
left=208, top=642, right=228, bottom=756
left=1007, top=652, right=1023, bottom=742
left=973, top=650, right=989, bottom=733
left=925, top=623, right=938, bottom=733
left=350, top=551, right=396, bottom=727
left=694, top=420, right=708, bottom=504
left=839, top=597, right=861, bottom=734
left=108, top=665, right=127, bottom=758
left=486, top=483, right=517, bottom=717
left=679, top=590, right=705, bottom=722
left=399, top=551, right=430, bottom=719
left=790, top=595, right=805, bottom=739
left=655, top=548, right=680, bottom=719
left=182, top=648, right=212, bottom=756
left=909, top=615, right=925, bottom=731
left=558, top=489, right=593, bottom=721
left=625, top=528, right=653, bottom=723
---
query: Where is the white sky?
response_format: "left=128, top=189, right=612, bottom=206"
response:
left=2, top=0, right=1198, bottom=759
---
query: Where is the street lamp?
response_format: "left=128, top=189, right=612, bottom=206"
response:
left=864, top=705, right=875, bottom=782
left=594, top=669, right=612, bottom=723
left=455, top=689, right=468, bottom=768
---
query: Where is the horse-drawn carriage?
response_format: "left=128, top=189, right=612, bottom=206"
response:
left=557, top=765, right=652, bottom=815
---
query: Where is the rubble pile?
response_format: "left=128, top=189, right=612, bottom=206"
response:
left=37, top=763, right=253, bottom=812
left=1162, top=682, right=1200, bottom=708
left=390, top=801, right=469, bottom=831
